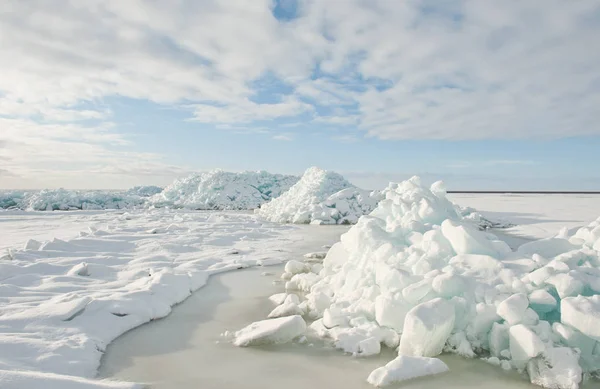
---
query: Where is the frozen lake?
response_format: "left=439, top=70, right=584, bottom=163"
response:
left=98, top=220, right=600, bottom=389
left=2, top=193, right=600, bottom=388
left=99, top=264, right=547, bottom=389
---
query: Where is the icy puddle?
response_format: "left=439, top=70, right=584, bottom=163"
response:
left=98, top=228, right=600, bottom=389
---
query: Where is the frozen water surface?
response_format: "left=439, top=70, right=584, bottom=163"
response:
left=98, top=259, right=600, bottom=389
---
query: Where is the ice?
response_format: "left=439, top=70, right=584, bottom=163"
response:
left=0, top=209, right=327, bottom=388
left=0, top=188, right=150, bottom=211
left=125, top=185, right=163, bottom=197
left=0, top=370, right=143, bottom=389
left=375, top=295, right=412, bottom=333
left=266, top=175, right=600, bottom=388
left=489, top=322, right=510, bottom=358
left=398, top=298, right=456, bottom=357
left=518, top=238, right=580, bottom=259
left=497, top=293, right=529, bottom=325
left=442, top=219, right=508, bottom=257
left=366, top=355, right=449, bottom=387
left=529, top=290, right=558, bottom=314
left=268, top=302, right=303, bottom=318
left=561, top=296, right=600, bottom=341
left=284, top=260, right=310, bottom=275
left=509, top=324, right=546, bottom=364
left=257, top=167, right=380, bottom=225
left=150, top=170, right=298, bottom=210
left=356, top=337, right=382, bottom=357
left=527, top=347, right=582, bottom=389
left=233, top=315, right=307, bottom=346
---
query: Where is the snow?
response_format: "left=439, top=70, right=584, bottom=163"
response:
left=561, top=296, right=600, bottom=341
left=398, top=298, right=456, bottom=357
left=3, top=178, right=600, bottom=389
left=509, top=324, right=546, bottom=364
left=367, top=355, right=449, bottom=387
left=527, top=347, right=582, bottom=389
left=150, top=170, right=298, bottom=210
left=0, top=209, right=316, bottom=388
left=233, top=315, right=307, bottom=346
left=449, top=194, right=600, bottom=241
left=0, top=189, right=150, bottom=211
left=257, top=167, right=381, bottom=224
left=259, top=176, right=600, bottom=388
left=0, top=370, right=142, bottom=389
left=497, top=293, right=530, bottom=325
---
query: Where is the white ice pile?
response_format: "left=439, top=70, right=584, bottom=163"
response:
left=0, top=210, right=305, bottom=388
left=150, top=170, right=298, bottom=210
left=258, top=167, right=381, bottom=225
left=272, top=176, right=600, bottom=388
left=0, top=187, right=162, bottom=211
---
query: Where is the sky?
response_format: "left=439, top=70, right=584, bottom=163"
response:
left=1, top=0, right=600, bottom=191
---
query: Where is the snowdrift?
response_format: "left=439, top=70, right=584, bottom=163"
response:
left=0, top=210, right=304, bottom=388
left=0, top=188, right=157, bottom=211
left=268, top=176, right=600, bottom=389
left=150, top=170, right=298, bottom=210
left=257, top=167, right=381, bottom=224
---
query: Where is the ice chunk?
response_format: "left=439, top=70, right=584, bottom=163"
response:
left=284, top=260, right=309, bottom=275
left=509, top=324, right=545, bottom=364
left=561, top=296, right=600, bottom=341
left=268, top=293, right=288, bottom=305
left=356, top=337, right=382, bottom=357
left=367, top=356, right=449, bottom=387
left=527, top=347, right=582, bottom=389
left=441, top=219, right=500, bottom=256
left=233, top=315, right=307, bottom=346
left=432, top=273, right=465, bottom=298
left=375, top=295, right=412, bottom=333
left=529, top=290, right=557, bottom=314
left=546, top=273, right=584, bottom=299
left=528, top=266, right=555, bottom=286
left=23, top=239, right=42, bottom=251
left=489, top=323, right=510, bottom=358
left=399, top=298, right=455, bottom=357
left=267, top=302, right=302, bottom=318
left=496, top=293, right=529, bottom=325
left=323, top=307, right=348, bottom=328
left=552, top=323, right=596, bottom=359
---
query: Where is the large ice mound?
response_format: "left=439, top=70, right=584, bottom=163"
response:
left=150, top=170, right=298, bottom=210
left=257, top=167, right=381, bottom=224
left=278, top=176, right=600, bottom=389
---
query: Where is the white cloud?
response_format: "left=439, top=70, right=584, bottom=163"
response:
left=272, top=133, right=295, bottom=141
left=0, top=0, right=599, bottom=187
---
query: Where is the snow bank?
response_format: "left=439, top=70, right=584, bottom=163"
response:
left=150, top=170, right=298, bottom=210
left=271, top=177, right=600, bottom=389
left=0, top=210, right=306, bottom=388
left=257, top=167, right=381, bottom=224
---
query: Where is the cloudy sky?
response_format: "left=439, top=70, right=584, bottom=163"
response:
left=1, top=0, right=599, bottom=190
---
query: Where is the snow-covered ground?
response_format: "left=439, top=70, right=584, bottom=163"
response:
left=0, top=209, right=331, bottom=388
left=2, top=189, right=600, bottom=389
left=449, top=194, right=600, bottom=240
